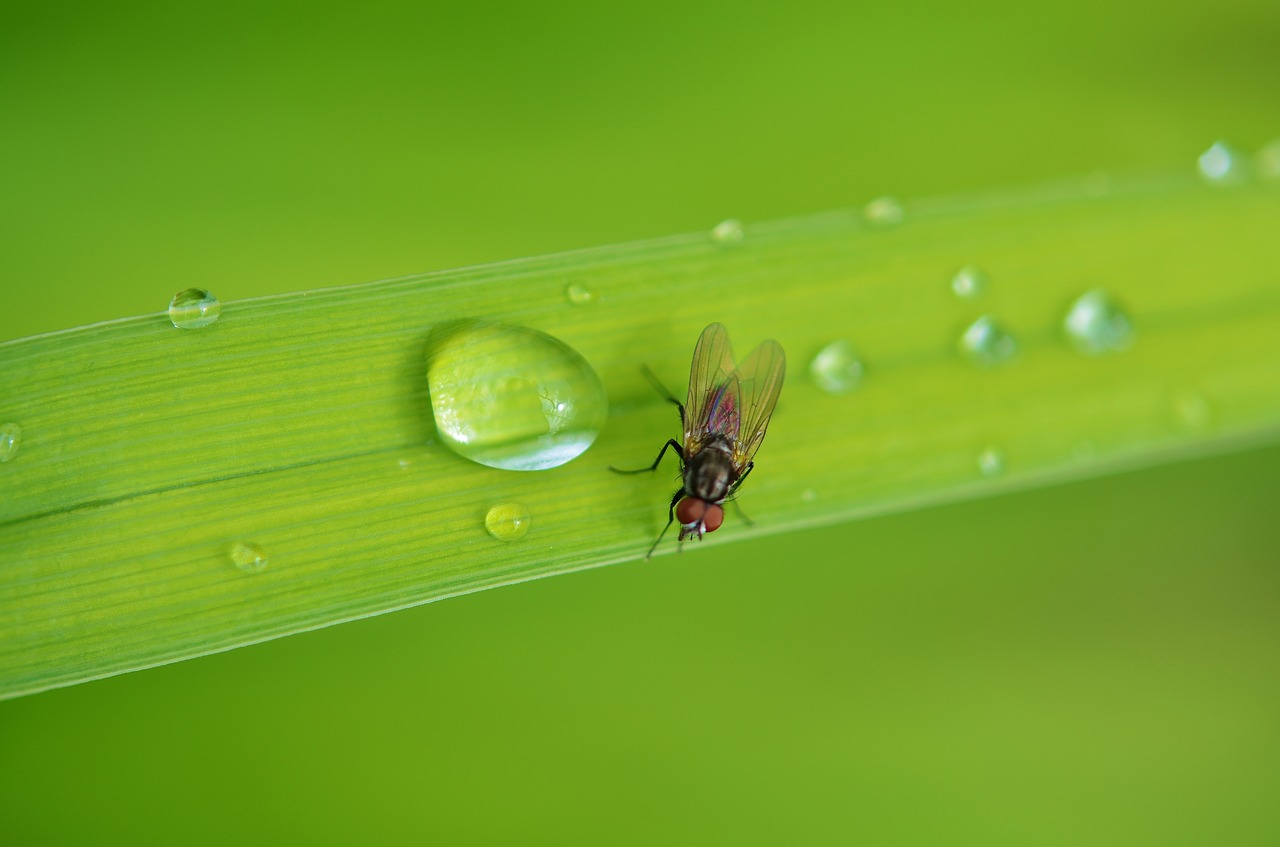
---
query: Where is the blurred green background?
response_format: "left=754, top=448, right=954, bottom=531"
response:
left=2, top=1, right=1278, bottom=843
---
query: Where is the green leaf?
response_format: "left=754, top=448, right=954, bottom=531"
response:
left=3, top=171, right=1279, bottom=699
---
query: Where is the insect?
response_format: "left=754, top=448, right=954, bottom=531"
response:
left=613, top=322, right=786, bottom=557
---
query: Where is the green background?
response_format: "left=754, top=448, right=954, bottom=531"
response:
left=2, top=1, right=1278, bottom=843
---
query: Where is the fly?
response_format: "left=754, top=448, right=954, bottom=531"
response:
left=612, top=322, right=786, bottom=557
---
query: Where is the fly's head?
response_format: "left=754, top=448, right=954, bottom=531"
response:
left=676, top=497, right=725, bottom=543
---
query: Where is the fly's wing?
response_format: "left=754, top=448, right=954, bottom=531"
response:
left=729, top=338, right=786, bottom=468
left=683, top=322, right=738, bottom=450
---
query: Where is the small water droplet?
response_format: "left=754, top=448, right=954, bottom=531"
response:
left=809, top=340, right=865, bottom=395
left=958, top=315, right=1018, bottom=367
left=168, top=288, right=221, bottom=329
left=976, top=447, right=1005, bottom=477
left=1063, top=289, right=1134, bottom=355
left=485, top=503, right=531, bottom=541
left=565, top=283, right=594, bottom=305
left=1198, top=141, right=1246, bottom=184
left=800, top=488, right=817, bottom=502
left=1257, top=139, right=1280, bottom=180
left=1171, top=389, right=1212, bottom=431
left=427, top=321, right=608, bottom=471
left=1071, top=439, right=1097, bottom=462
left=711, top=218, right=745, bottom=244
left=230, top=541, right=269, bottom=574
left=863, top=196, right=905, bottom=227
left=1082, top=171, right=1113, bottom=197
left=0, top=422, right=23, bottom=463
left=950, top=266, right=988, bottom=300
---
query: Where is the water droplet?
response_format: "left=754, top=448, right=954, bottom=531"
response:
left=427, top=321, right=608, bottom=471
left=711, top=218, right=745, bottom=244
left=950, top=266, right=988, bottom=300
left=800, top=488, right=817, bottom=502
left=1171, top=389, right=1212, bottom=431
left=230, top=541, right=269, bottom=574
left=1063, top=289, right=1134, bottom=355
left=1071, top=439, right=1097, bottom=462
left=809, top=340, right=865, bottom=395
left=168, top=288, right=221, bottom=329
left=1257, top=139, right=1280, bottom=180
left=485, top=503, right=531, bottom=541
left=976, top=447, right=1005, bottom=477
left=1198, top=141, right=1246, bottom=184
left=1082, top=171, right=1113, bottom=197
left=863, top=196, right=905, bottom=227
left=958, top=315, right=1018, bottom=367
left=0, top=422, right=22, bottom=463
left=565, top=283, right=594, bottom=305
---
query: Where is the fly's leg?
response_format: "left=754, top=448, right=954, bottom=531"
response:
left=610, top=438, right=684, bottom=474
left=726, top=462, right=755, bottom=526
left=641, top=365, right=685, bottom=427
left=646, top=488, right=683, bottom=559
left=727, top=462, right=754, bottom=494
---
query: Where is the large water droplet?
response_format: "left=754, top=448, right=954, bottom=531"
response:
left=1257, top=139, right=1280, bottom=180
left=1063, top=289, right=1134, bottom=355
left=958, top=316, right=1018, bottom=367
left=809, top=340, right=865, bottom=395
left=230, top=541, right=269, bottom=574
left=565, top=282, right=594, bottom=305
left=485, top=503, right=531, bottom=541
left=711, top=218, right=745, bottom=244
left=1198, top=141, right=1246, bottom=184
left=0, top=422, right=22, bottom=463
left=863, top=196, right=905, bottom=227
left=951, top=266, right=988, bottom=300
left=976, top=446, right=1005, bottom=477
left=427, top=321, right=608, bottom=471
left=168, top=288, right=221, bottom=329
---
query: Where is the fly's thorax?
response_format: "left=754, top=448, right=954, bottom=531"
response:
left=684, top=440, right=736, bottom=503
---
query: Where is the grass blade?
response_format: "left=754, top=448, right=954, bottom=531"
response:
left=3, top=171, right=1279, bottom=699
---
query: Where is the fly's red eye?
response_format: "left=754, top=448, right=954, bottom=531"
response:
left=703, top=504, right=725, bottom=532
left=675, top=497, right=705, bottom=525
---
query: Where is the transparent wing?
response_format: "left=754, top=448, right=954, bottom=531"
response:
left=684, top=323, right=738, bottom=447
left=729, top=338, right=786, bottom=467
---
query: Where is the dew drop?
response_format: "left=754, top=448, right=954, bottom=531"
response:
left=1063, top=289, right=1134, bottom=355
left=711, top=218, right=745, bottom=244
left=0, top=422, right=22, bottom=463
left=950, top=265, right=988, bottom=300
left=485, top=503, right=531, bottom=541
left=565, top=283, right=594, bottom=305
left=168, top=288, right=221, bottom=329
left=1257, top=139, right=1280, bottom=180
left=863, top=196, right=905, bottom=227
left=426, top=321, right=608, bottom=471
left=1071, top=439, right=1097, bottom=462
left=1198, top=141, right=1246, bottom=184
left=230, top=541, right=269, bottom=574
left=958, top=315, right=1018, bottom=367
left=809, top=340, right=865, bottom=395
left=1171, top=389, right=1212, bottom=431
left=1082, top=171, right=1113, bottom=197
left=976, top=447, right=1005, bottom=477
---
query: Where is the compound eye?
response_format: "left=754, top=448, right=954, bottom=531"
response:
left=675, top=497, right=705, bottom=525
left=703, top=504, right=725, bottom=532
